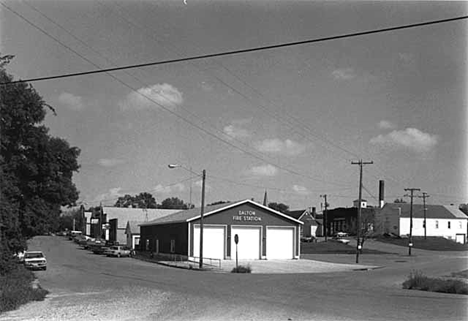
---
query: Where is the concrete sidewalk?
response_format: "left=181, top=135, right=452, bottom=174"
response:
left=218, top=259, right=379, bottom=274
left=153, top=258, right=379, bottom=274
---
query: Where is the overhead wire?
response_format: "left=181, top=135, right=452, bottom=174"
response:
left=1, top=1, right=352, bottom=188
left=1, top=7, right=465, bottom=85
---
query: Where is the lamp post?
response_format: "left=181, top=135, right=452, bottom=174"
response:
left=168, top=164, right=206, bottom=269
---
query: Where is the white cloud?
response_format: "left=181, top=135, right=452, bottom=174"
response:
left=58, top=92, right=85, bottom=111
left=370, top=128, right=438, bottom=153
left=331, top=68, right=356, bottom=80
left=255, top=138, right=305, bottom=156
left=93, top=187, right=124, bottom=203
left=223, top=124, right=250, bottom=140
left=292, top=185, right=309, bottom=195
left=153, top=183, right=185, bottom=194
left=248, top=164, right=278, bottom=177
left=98, top=158, right=125, bottom=167
left=378, top=120, right=397, bottom=130
left=119, top=83, right=183, bottom=111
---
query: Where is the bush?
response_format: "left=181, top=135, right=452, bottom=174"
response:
left=0, top=264, right=49, bottom=313
left=231, top=264, right=252, bottom=273
left=403, top=270, right=468, bottom=295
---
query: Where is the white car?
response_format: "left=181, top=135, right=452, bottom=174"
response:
left=104, top=246, right=132, bottom=257
left=24, top=251, right=47, bottom=270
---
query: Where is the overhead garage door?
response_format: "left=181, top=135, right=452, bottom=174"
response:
left=193, top=225, right=225, bottom=260
left=231, top=226, right=261, bottom=260
left=266, top=227, right=294, bottom=259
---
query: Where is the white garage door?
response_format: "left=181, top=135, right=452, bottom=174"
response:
left=266, top=227, right=294, bottom=259
left=231, top=226, right=261, bottom=260
left=193, top=225, right=225, bottom=260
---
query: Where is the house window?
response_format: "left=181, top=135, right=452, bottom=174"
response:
left=145, top=239, right=150, bottom=251
left=460, top=221, right=463, bottom=229
left=435, top=221, right=439, bottom=229
left=448, top=221, right=451, bottom=229
left=170, top=239, right=176, bottom=253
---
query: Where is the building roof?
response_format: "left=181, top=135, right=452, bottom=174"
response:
left=288, top=210, right=304, bottom=220
left=381, top=203, right=468, bottom=220
left=126, top=221, right=141, bottom=235
left=103, top=207, right=180, bottom=228
left=140, top=199, right=304, bottom=226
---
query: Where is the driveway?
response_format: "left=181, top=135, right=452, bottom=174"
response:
left=217, top=258, right=378, bottom=273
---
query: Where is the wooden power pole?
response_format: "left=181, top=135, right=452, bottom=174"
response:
left=404, top=188, right=420, bottom=255
left=351, top=160, right=373, bottom=264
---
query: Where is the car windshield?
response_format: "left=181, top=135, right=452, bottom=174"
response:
left=25, top=252, right=44, bottom=258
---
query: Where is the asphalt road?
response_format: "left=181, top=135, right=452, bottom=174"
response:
left=1, top=236, right=467, bottom=321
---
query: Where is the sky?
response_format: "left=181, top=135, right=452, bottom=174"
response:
left=1, top=1, right=467, bottom=211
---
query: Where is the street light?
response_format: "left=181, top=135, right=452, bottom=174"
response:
left=168, top=164, right=206, bottom=269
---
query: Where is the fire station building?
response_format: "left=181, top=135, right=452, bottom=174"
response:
left=139, top=200, right=303, bottom=260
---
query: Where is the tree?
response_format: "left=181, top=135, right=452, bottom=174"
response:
left=268, top=202, right=290, bottom=214
left=160, top=197, right=189, bottom=210
left=114, top=194, right=135, bottom=208
left=394, top=198, right=407, bottom=203
left=0, top=63, right=80, bottom=261
left=207, top=200, right=230, bottom=206
left=114, top=192, right=157, bottom=208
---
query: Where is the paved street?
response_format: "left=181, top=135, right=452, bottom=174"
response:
left=1, top=236, right=467, bottom=321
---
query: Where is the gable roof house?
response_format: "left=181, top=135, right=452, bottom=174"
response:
left=288, top=207, right=323, bottom=237
left=102, top=207, right=179, bottom=246
left=375, top=203, right=468, bottom=244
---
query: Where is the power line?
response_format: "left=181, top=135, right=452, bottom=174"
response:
left=9, top=1, right=354, bottom=188
left=1, top=10, right=466, bottom=84
left=2, top=1, right=355, bottom=187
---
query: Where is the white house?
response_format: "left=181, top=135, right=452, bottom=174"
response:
left=375, top=203, right=468, bottom=243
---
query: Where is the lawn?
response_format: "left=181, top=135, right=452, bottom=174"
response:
left=301, top=240, right=389, bottom=254
left=376, top=236, right=468, bottom=251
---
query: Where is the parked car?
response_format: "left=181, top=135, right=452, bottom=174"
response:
left=85, top=238, right=105, bottom=250
left=301, top=236, right=317, bottom=243
left=69, top=230, right=82, bottom=240
left=23, top=251, right=47, bottom=270
left=331, top=236, right=350, bottom=245
left=104, top=246, right=132, bottom=257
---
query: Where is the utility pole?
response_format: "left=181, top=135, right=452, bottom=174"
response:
left=351, top=160, right=373, bottom=264
left=320, top=194, right=328, bottom=241
left=199, top=169, right=206, bottom=270
left=404, top=188, right=420, bottom=256
left=418, top=192, right=429, bottom=240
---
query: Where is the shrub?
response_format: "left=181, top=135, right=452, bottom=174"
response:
left=231, top=264, right=252, bottom=273
left=403, top=270, right=468, bottom=295
left=0, top=264, right=49, bottom=313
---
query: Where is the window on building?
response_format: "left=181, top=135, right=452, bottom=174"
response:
left=435, top=221, right=439, bottom=229
left=460, top=221, right=463, bottom=229
left=170, top=239, right=175, bottom=253
left=448, top=221, right=451, bottom=229
left=145, top=239, right=150, bottom=251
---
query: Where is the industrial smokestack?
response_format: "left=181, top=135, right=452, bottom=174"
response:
left=379, top=180, right=385, bottom=208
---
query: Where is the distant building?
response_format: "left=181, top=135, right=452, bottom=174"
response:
left=99, top=207, right=179, bottom=246
left=374, top=203, right=468, bottom=243
left=288, top=207, right=323, bottom=237
left=326, top=206, right=375, bottom=237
